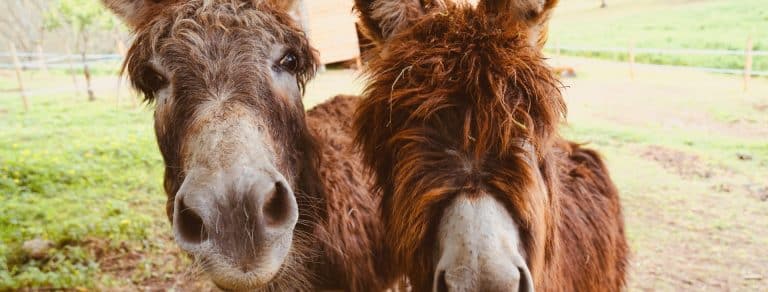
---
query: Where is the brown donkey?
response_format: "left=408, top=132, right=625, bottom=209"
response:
left=103, top=0, right=396, bottom=290
left=353, top=0, right=629, bottom=291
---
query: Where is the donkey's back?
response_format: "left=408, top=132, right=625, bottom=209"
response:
left=552, top=141, right=629, bottom=291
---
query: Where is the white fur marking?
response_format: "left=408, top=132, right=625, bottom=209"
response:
left=436, top=195, right=533, bottom=291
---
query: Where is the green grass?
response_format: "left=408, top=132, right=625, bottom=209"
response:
left=0, top=78, right=14, bottom=91
left=564, top=120, right=768, bottom=174
left=548, top=0, right=768, bottom=71
left=0, top=93, right=170, bottom=289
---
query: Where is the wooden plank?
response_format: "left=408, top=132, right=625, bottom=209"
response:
left=628, top=40, right=636, bottom=80
left=305, top=0, right=360, bottom=64
left=743, top=35, right=753, bottom=92
left=9, top=43, right=29, bottom=112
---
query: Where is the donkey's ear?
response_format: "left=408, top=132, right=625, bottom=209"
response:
left=266, top=0, right=304, bottom=24
left=354, top=0, right=446, bottom=44
left=102, top=0, right=176, bottom=29
left=479, top=0, right=558, bottom=48
left=267, top=0, right=299, bottom=12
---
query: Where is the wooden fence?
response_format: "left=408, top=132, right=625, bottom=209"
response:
left=548, top=39, right=766, bottom=92
left=548, top=46, right=767, bottom=75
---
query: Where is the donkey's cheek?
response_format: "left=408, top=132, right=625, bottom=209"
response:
left=271, top=71, right=301, bottom=103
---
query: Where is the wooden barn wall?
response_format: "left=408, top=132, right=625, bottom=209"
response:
left=304, top=0, right=360, bottom=65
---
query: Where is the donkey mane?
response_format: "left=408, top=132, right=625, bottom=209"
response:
left=356, top=6, right=566, bottom=167
left=355, top=5, right=567, bottom=287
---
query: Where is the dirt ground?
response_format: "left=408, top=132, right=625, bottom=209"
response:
left=555, top=57, right=768, bottom=291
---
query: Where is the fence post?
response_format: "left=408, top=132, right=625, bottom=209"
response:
left=36, top=44, right=49, bottom=75
left=114, top=31, right=127, bottom=108
left=81, top=50, right=96, bottom=102
left=628, top=40, right=636, bottom=80
left=743, top=35, right=753, bottom=92
left=555, top=39, right=561, bottom=66
left=65, top=45, right=82, bottom=98
left=10, top=44, right=29, bottom=112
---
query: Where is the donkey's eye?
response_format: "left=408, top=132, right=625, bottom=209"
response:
left=139, top=65, right=168, bottom=92
left=278, top=51, right=299, bottom=72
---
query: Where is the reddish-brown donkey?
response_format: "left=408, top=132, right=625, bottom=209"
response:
left=103, top=0, right=396, bottom=290
left=354, top=0, right=629, bottom=291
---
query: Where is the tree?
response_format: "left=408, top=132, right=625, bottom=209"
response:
left=44, top=0, right=118, bottom=101
left=0, top=0, right=49, bottom=52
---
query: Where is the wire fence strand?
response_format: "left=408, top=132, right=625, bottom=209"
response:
left=545, top=45, right=768, bottom=77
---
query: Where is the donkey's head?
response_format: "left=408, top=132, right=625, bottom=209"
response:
left=354, top=0, right=564, bottom=290
left=105, top=0, right=320, bottom=289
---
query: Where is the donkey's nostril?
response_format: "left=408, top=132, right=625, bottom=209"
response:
left=518, top=266, right=534, bottom=292
left=436, top=270, right=449, bottom=292
left=262, top=181, right=294, bottom=227
left=177, top=198, right=208, bottom=244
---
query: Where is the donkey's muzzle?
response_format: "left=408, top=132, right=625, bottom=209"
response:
left=171, top=168, right=298, bottom=276
left=434, top=261, right=534, bottom=292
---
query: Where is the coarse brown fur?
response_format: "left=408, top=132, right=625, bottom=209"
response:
left=107, top=0, right=396, bottom=290
left=353, top=0, right=628, bottom=291
left=305, top=95, right=398, bottom=291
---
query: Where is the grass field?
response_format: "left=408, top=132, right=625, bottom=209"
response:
left=548, top=0, right=768, bottom=71
left=0, top=83, right=173, bottom=288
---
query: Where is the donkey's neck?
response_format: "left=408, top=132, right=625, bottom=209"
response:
left=302, top=95, right=398, bottom=290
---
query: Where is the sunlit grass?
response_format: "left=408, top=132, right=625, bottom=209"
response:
left=548, top=0, right=768, bottom=71
left=0, top=92, right=167, bottom=289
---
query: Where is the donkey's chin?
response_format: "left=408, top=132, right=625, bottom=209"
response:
left=196, top=235, right=295, bottom=291
left=208, top=267, right=281, bottom=291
